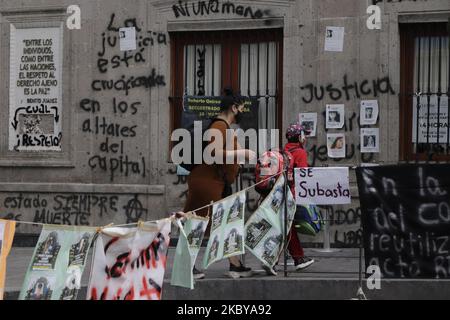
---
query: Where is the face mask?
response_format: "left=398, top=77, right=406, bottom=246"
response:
left=235, top=110, right=244, bottom=124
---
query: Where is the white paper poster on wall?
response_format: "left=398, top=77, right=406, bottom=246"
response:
left=327, top=133, right=346, bottom=158
left=299, top=113, right=318, bottom=137
left=294, top=167, right=351, bottom=205
left=119, top=27, right=137, bottom=51
left=361, top=128, right=380, bottom=153
left=324, top=26, right=345, bottom=52
left=412, top=95, right=449, bottom=143
left=326, top=104, right=345, bottom=129
left=9, top=26, right=63, bottom=151
left=360, top=100, right=379, bottom=125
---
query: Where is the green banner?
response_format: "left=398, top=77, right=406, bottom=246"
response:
left=203, top=191, right=246, bottom=269
left=245, top=175, right=296, bottom=268
left=19, top=225, right=96, bottom=300
left=170, top=215, right=209, bottom=289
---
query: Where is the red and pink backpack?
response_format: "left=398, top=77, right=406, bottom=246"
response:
left=254, top=148, right=297, bottom=197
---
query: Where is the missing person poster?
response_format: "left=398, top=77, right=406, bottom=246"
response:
left=0, top=220, right=16, bottom=300
left=119, top=27, right=137, bottom=51
left=19, top=226, right=96, bottom=300
left=299, top=113, right=318, bottom=137
left=244, top=176, right=296, bottom=268
left=181, top=95, right=259, bottom=132
left=294, top=167, right=351, bottom=205
left=412, top=95, right=449, bottom=143
left=361, top=128, right=380, bottom=153
left=327, top=133, right=346, bottom=158
left=324, top=26, right=345, bottom=52
left=360, top=100, right=379, bottom=125
left=203, top=192, right=246, bottom=269
left=171, top=215, right=209, bottom=290
left=326, top=104, right=345, bottom=129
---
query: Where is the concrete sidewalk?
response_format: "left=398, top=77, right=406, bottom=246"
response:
left=4, top=247, right=450, bottom=300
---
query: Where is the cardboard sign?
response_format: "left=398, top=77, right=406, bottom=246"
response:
left=294, top=167, right=351, bottom=205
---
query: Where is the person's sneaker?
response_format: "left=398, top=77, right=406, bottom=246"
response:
left=228, top=263, right=253, bottom=279
left=294, top=257, right=315, bottom=271
left=193, top=267, right=205, bottom=280
left=262, top=264, right=277, bottom=276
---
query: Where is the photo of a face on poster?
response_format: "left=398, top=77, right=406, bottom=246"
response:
left=327, top=133, right=346, bottom=158
left=360, top=100, right=379, bottom=125
left=299, top=113, right=317, bottom=137
left=361, top=128, right=380, bottom=153
left=326, top=104, right=345, bottom=129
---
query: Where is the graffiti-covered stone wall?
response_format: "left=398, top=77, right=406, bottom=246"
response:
left=0, top=0, right=448, bottom=246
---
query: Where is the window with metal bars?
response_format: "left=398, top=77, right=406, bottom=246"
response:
left=169, top=29, right=283, bottom=138
left=400, top=22, right=450, bottom=162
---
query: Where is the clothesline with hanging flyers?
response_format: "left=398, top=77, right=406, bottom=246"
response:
left=3, top=170, right=288, bottom=229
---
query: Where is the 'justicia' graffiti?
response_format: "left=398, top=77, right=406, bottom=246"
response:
left=300, top=75, right=396, bottom=104
left=79, top=13, right=169, bottom=182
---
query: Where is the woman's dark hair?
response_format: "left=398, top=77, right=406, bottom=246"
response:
left=331, top=137, right=344, bottom=149
left=220, top=87, right=244, bottom=112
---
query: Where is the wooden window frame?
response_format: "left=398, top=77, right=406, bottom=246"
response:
left=399, top=22, right=450, bottom=162
left=169, top=28, right=284, bottom=137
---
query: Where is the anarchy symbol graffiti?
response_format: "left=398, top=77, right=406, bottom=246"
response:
left=123, top=195, right=148, bottom=223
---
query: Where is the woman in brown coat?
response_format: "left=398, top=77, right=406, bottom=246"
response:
left=184, top=88, right=256, bottom=279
